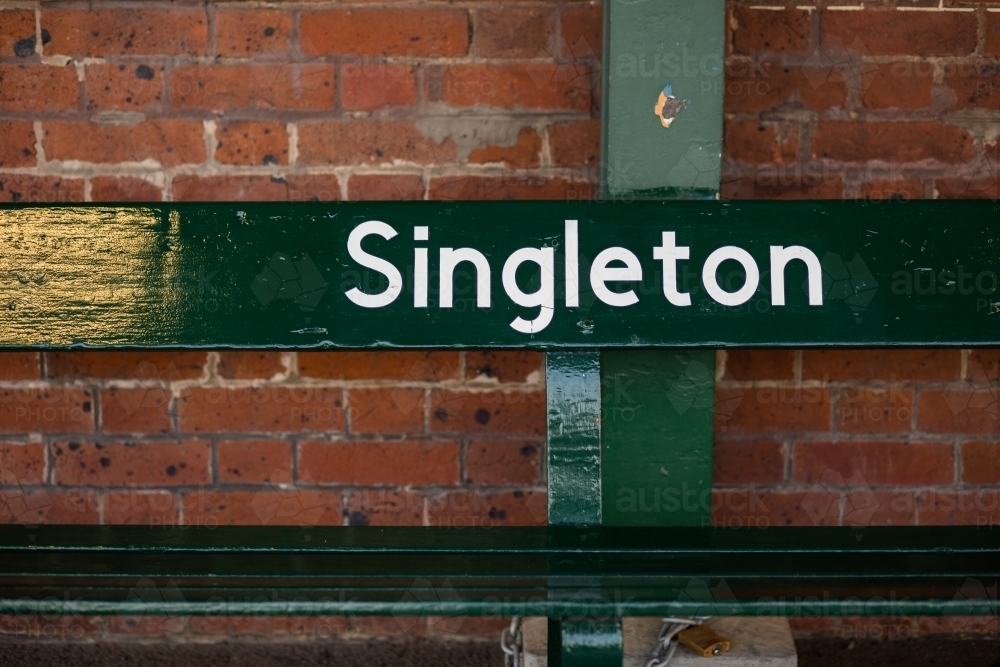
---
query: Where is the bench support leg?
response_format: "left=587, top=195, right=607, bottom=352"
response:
left=547, top=618, right=623, bottom=667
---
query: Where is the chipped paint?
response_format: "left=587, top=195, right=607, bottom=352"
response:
left=654, top=84, right=688, bottom=129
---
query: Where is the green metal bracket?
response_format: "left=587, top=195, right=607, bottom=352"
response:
left=548, top=618, right=624, bottom=667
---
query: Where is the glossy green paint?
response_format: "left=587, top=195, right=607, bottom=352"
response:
left=549, top=619, right=624, bottom=667
left=547, top=351, right=603, bottom=525
left=1, top=526, right=996, bottom=617
left=2, top=201, right=1000, bottom=348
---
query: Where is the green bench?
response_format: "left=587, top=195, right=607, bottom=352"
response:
left=1, top=199, right=998, bottom=666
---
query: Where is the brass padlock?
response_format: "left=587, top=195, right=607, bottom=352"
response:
left=677, top=625, right=731, bottom=658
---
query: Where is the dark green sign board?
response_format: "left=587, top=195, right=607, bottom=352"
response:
left=1, top=200, right=998, bottom=349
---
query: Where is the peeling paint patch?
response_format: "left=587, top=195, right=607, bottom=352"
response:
left=415, top=106, right=540, bottom=162
left=655, top=84, right=688, bottom=129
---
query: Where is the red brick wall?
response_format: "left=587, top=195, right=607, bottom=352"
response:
left=1, top=0, right=998, bottom=642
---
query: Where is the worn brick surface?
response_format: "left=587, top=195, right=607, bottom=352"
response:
left=45, top=352, right=206, bottom=380
left=217, top=440, right=294, bottom=485
left=300, top=441, right=460, bottom=486
left=215, top=121, right=289, bottom=166
left=713, top=438, right=786, bottom=485
left=0, top=122, right=36, bottom=168
left=0, top=352, right=39, bottom=380
left=0, top=442, right=46, bottom=484
left=85, top=63, right=164, bottom=112
left=44, top=121, right=206, bottom=167
left=0, top=65, right=79, bottom=112
left=300, top=9, right=469, bottom=57
left=179, top=387, right=344, bottom=433
left=42, top=9, right=209, bottom=56
left=792, top=441, right=954, bottom=486
left=464, top=440, right=542, bottom=485
left=299, top=351, right=459, bottom=381
left=53, top=440, right=210, bottom=487
left=0, top=388, right=94, bottom=434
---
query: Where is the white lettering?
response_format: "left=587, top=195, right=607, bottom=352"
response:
left=590, top=247, right=642, bottom=307
left=503, top=248, right=555, bottom=333
left=440, top=248, right=491, bottom=308
left=653, top=231, right=691, bottom=306
left=345, top=220, right=403, bottom=308
left=702, top=246, right=759, bottom=307
left=770, top=245, right=824, bottom=306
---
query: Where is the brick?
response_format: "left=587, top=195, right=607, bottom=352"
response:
left=724, top=121, right=800, bottom=166
left=103, top=490, right=178, bottom=525
left=731, top=7, right=812, bottom=55
left=345, top=490, right=423, bottom=527
left=945, top=61, right=1000, bottom=110
left=918, top=615, right=999, bottom=636
left=183, top=490, right=343, bottom=526
left=90, top=176, right=163, bottom=202
left=465, top=440, right=541, bottom=485
left=216, top=9, right=292, bottom=56
left=857, top=179, right=926, bottom=202
left=822, top=9, right=976, bottom=57
left=349, top=388, right=425, bottom=435
left=215, top=121, right=289, bottom=166
left=548, top=120, right=600, bottom=168
left=173, top=175, right=290, bottom=202
left=341, top=62, right=417, bottom=110
left=916, top=389, right=998, bottom=434
left=0, top=65, right=79, bottom=112
left=468, top=127, right=542, bottom=168
left=713, top=490, right=833, bottom=528
left=347, top=174, right=424, bottom=201
left=722, top=171, right=843, bottom=200
left=989, top=12, right=1000, bottom=57
left=299, top=351, right=459, bottom=381
left=0, top=10, right=36, bottom=58
left=0, top=352, right=39, bottom=380
left=0, top=388, right=94, bottom=434
left=724, top=350, right=795, bottom=381
left=837, top=388, right=914, bottom=434
left=0, top=175, right=83, bottom=204
left=217, top=440, right=293, bottom=485
left=961, top=441, right=1000, bottom=484
left=0, top=490, right=99, bottom=524
left=936, top=176, right=999, bottom=200
left=280, top=174, right=340, bottom=203
left=217, top=352, right=288, bottom=380
left=53, top=440, right=210, bottom=487
left=713, top=439, right=786, bottom=485
left=85, top=63, right=164, bottom=112
left=560, top=6, right=601, bottom=59
left=715, top=386, right=831, bottom=434
left=301, top=9, right=469, bottom=57
left=429, top=175, right=593, bottom=201
left=298, top=120, right=456, bottom=167
left=917, top=490, right=999, bottom=526
left=179, top=386, right=344, bottom=433
left=46, top=352, right=206, bottom=380
left=427, top=64, right=591, bottom=111
left=0, top=612, right=102, bottom=639
left=427, top=490, right=546, bottom=527
left=100, top=387, right=172, bottom=434
left=466, top=351, right=544, bottom=383
left=801, top=350, right=960, bottom=382
left=859, top=62, right=934, bottom=110
left=300, top=441, right=459, bottom=486
left=725, top=64, right=847, bottom=114
left=107, top=614, right=188, bottom=636
left=428, top=615, right=509, bottom=639
left=42, top=9, right=209, bottom=56
left=171, top=64, right=334, bottom=111
left=969, top=351, right=1000, bottom=383
left=864, top=491, right=917, bottom=527
left=793, top=441, right=954, bottom=486
left=0, top=121, right=36, bottom=168
left=430, top=389, right=545, bottom=434
left=0, top=442, right=46, bottom=484
left=811, top=121, right=975, bottom=163
left=44, top=120, right=205, bottom=167
left=473, top=8, right=553, bottom=58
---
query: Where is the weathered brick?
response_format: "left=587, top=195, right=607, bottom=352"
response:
left=864, top=491, right=918, bottom=527
left=731, top=7, right=812, bottom=55
left=179, top=386, right=344, bottom=433
left=0, top=388, right=94, bottom=434
left=465, top=440, right=541, bottom=485
left=0, top=10, right=36, bottom=58
left=341, top=62, right=417, bottom=110
left=46, top=352, right=206, bottom=380
left=0, top=175, right=83, bottom=204
left=724, top=349, right=795, bottom=381
left=345, top=489, right=423, bottom=526
left=725, top=65, right=847, bottom=114
left=217, top=440, right=293, bottom=485
left=347, top=174, right=424, bottom=201
left=916, top=389, right=998, bottom=434
left=173, top=175, right=289, bottom=202
left=216, top=9, right=292, bottom=56
left=85, top=63, right=164, bottom=112
left=722, top=171, right=843, bottom=200
left=801, top=350, right=960, bottom=382
left=427, top=64, right=591, bottom=111
left=713, top=490, right=833, bottom=528
left=0, top=442, right=46, bottom=484
left=559, top=6, right=601, bottom=59
left=837, top=388, right=914, bottom=434
left=468, top=127, right=542, bottom=168
left=0, top=612, right=103, bottom=639
left=215, top=121, right=289, bottom=166
left=918, top=615, right=999, bottom=636
left=301, top=9, right=469, bottom=57
left=715, top=386, right=831, bottom=434
left=859, top=62, right=934, bottom=110
left=811, top=121, right=975, bottom=163
left=473, top=8, right=553, bottom=58
left=0, top=490, right=99, bottom=524
left=44, top=120, right=206, bottom=167
left=300, top=441, right=459, bottom=486
left=917, top=490, right=999, bottom=526
left=100, top=388, right=172, bottom=434
left=548, top=120, right=600, bottom=167
left=42, top=9, right=209, bottom=56
left=298, top=120, right=456, bottom=167
left=989, top=12, right=1000, bottom=57
left=171, top=64, right=334, bottom=111
left=299, top=351, right=459, bottom=381
left=430, top=389, right=545, bottom=434
left=0, top=65, right=79, bottom=112
left=217, top=352, right=288, bottom=380
left=53, top=440, right=210, bottom=487
left=0, top=352, right=39, bottom=380
left=724, top=121, right=800, bottom=166
left=961, top=441, right=1000, bottom=485
left=349, top=388, right=425, bottom=435
left=286, top=175, right=343, bottom=202
left=89, top=176, right=163, bottom=202
left=429, top=175, right=593, bottom=201
left=103, top=490, right=178, bottom=525
left=465, top=351, right=544, bottom=383
left=183, top=490, right=343, bottom=526
left=822, top=9, right=976, bottom=57
left=793, top=441, right=954, bottom=486
left=936, top=176, right=999, bottom=200
left=713, top=438, right=786, bottom=485
left=944, top=61, right=1000, bottom=110
left=427, top=490, right=546, bottom=527
left=0, top=121, right=36, bottom=168
left=857, top=179, right=926, bottom=201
